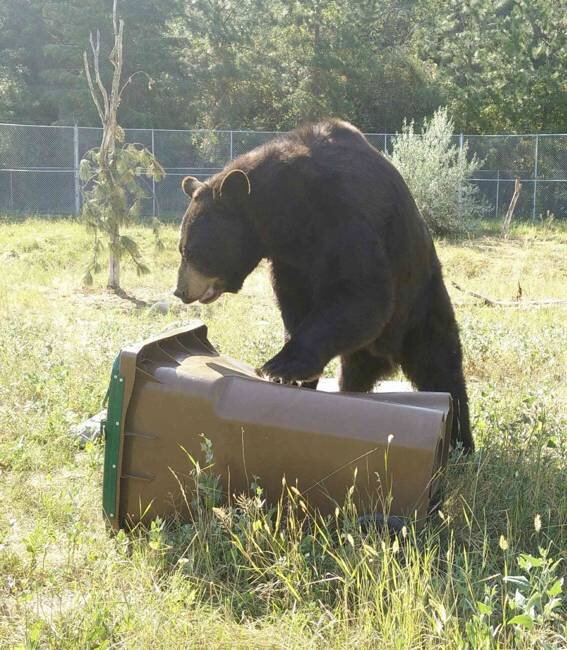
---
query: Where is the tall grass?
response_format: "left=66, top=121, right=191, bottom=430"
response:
left=0, top=219, right=565, bottom=648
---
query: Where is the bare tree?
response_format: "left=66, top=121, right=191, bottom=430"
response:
left=82, top=0, right=164, bottom=291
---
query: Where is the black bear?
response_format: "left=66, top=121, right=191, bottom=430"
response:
left=174, top=120, right=473, bottom=451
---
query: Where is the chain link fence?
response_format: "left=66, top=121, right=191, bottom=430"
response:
left=1, top=123, right=566, bottom=220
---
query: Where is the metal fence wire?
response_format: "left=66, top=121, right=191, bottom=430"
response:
left=1, top=123, right=566, bottom=219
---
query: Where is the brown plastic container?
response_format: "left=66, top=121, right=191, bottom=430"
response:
left=102, top=322, right=452, bottom=530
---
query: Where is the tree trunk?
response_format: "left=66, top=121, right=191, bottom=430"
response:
left=108, top=230, right=120, bottom=290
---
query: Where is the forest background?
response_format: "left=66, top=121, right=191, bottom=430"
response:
left=1, top=0, right=565, bottom=134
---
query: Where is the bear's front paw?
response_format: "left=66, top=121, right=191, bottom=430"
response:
left=258, top=346, right=324, bottom=384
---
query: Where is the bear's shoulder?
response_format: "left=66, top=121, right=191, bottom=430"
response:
left=240, top=120, right=367, bottom=166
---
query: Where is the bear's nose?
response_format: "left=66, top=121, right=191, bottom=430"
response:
left=173, top=288, right=185, bottom=300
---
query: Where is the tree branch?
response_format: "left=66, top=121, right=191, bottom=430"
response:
left=118, top=71, right=152, bottom=102
left=83, top=51, right=105, bottom=123
left=113, top=0, right=119, bottom=36
left=450, top=281, right=567, bottom=308
left=90, top=31, right=110, bottom=118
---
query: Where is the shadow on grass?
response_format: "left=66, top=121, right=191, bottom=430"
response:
left=112, top=286, right=149, bottom=308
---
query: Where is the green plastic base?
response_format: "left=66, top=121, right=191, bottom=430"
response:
left=102, top=354, right=124, bottom=525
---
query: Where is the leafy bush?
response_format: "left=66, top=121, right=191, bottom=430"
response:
left=388, top=107, right=486, bottom=235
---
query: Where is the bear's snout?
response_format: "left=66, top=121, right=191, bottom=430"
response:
left=173, top=288, right=190, bottom=303
left=175, top=259, right=222, bottom=304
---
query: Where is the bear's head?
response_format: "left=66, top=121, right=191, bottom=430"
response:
left=174, top=169, right=262, bottom=304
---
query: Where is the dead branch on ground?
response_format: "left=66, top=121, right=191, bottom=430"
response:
left=450, top=281, right=567, bottom=308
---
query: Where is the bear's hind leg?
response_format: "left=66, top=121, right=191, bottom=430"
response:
left=400, top=278, right=474, bottom=452
left=339, top=349, right=396, bottom=392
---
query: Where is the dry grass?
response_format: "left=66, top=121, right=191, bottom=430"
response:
left=0, top=218, right=566, bottom=648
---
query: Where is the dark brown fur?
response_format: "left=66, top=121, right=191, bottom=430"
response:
left=176, top=119, right=473, bottom=451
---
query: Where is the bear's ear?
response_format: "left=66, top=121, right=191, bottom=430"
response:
left=219, top=169, right=251, bottom=200
left=181, top=176, right=203, bottom=197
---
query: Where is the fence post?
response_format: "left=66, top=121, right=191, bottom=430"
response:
left=73, top=124, right=80, bottom=215
left=9, top=171, right=14, bottom=212
left=383, top=133, right=388, bottom=154
left=229, top=130, right=234, bottom=160
left=151, top=128, right=156, bottom=218
left=532, top=135, right=539, bottom=220
left=495, top=169, right=500, bottom=219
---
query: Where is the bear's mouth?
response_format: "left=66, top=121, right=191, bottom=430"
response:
left=199, top=285, right=223, bottom=304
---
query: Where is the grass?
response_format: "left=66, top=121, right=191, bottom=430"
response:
left=0, top=217, right=566, bottom=648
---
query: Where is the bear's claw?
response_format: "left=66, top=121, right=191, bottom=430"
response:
left=257, top=346, right=323, bottom=384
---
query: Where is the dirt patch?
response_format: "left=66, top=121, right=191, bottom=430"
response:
left=45, top=283, right=201, bottom=317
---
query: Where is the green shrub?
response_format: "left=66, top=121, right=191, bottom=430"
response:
left=389, top=107, right=486, bottom=235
